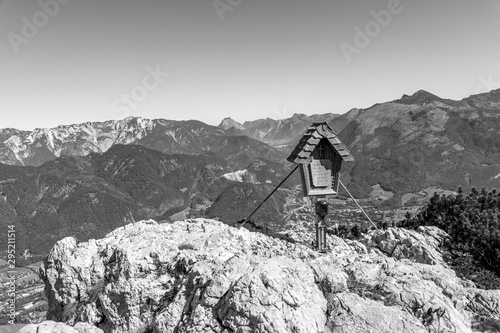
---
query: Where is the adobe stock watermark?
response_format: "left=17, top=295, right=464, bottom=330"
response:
left=111, top=65, right=169, bottom=118
left=475, top=74, right=500, bottom=94
left=7, top=0, right=71, bottom=54
left=340, top=0, right=412, bottom=64
left=213, top=0, right=242, bottom=21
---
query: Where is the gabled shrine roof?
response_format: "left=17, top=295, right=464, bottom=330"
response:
left=287, top=122, right=354, bottom=164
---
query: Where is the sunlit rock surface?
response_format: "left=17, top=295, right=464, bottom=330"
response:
left=37, top=219, right=500, bottom=333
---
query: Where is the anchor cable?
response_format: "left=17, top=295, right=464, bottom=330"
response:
left=339, top=180, right=379, bottom=230
left=239, top=165, right=299, bottom=229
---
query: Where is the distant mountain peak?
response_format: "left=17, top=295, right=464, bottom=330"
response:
left=290, top=113, right=308, bottom=120
left=404, top=89, right=439, bottom=99
left=218, top=117, right=245, bottom=131
left=414, top=89, right=433, bottom=95
left=396, top=89, right=446, bottom=105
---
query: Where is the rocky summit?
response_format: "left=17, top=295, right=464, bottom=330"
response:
left=32, top=219, right=500, bottom=333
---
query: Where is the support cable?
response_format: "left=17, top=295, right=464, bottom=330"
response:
left=339, top=180, right=379, bottom=230
left=239, top=165, right=299, bottom=229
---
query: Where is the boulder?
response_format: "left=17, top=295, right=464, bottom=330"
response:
left=18, top=321, right=103, bottom=333
left=41, top=219, right=324, bottom=333
left=39, top=218, right=500, bottom=333
left=326, top=292, right=426, bottom=333
left=73, top=323, right=105, bottom=333
left=361, top=226, right=447, bottom=265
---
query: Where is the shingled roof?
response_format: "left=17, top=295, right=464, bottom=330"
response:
left=287, top=122, right=354, bottom=164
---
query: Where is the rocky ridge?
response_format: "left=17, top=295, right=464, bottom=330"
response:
left=3, top=88, right=500, bottom=203
left=218, top=113, right=340, bottom=145
left=19, top=321, right=103, bottom=333
left=337, top=89, right=500, bottom=200
left=0, top=117, right=285, bottom=167
left=33, top=218, right=500, bottom=333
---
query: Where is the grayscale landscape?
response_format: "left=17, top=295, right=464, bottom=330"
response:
left=1, top=0, right=500, bottom=332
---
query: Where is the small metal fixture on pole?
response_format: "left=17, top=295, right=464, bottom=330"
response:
left=287, top=122, right=355, bottom=252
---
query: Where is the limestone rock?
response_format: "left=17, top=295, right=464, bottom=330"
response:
left=362, top=226, right=446, bottom=265
left=467, top=290, right=500, bottom=318
left=417, top=225, right=451, bottom=245
left=18, top=321, right=103, bottom=333
left=39, top=218, right=500, bottom=333
left=41, top=219, right=323, bottom=333
left=214, top=258, right=326, bottom=333
left=326, top=292, right=427, bottom=333
left=73, top=323, right=105, bottom=333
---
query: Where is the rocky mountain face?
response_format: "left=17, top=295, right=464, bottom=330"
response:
left=0, top=117, right=285, bottom=167
left=219, top=113, right=341, bottom=145
left=224, top=89, right=500, bottom=204
left=217, top=89, right=500, bottom=204
left=336, top=89, right=500, bottom=201
left=34, top=218, right=500, bottom=333
left=218, top=117, right=246, bottom=132
left=0, top=144, right=294, bottom=264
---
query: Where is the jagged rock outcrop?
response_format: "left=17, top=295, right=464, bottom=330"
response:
left=39, top=219, right=500, bottom=333
left=361, top=226, right=450, bottom=265
left=40, top=219, right=323, bottom=333
left=18, top=321, right=103, bottom=333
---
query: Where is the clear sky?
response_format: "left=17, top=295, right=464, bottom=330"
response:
left=1, top=0, right=500, bottom=130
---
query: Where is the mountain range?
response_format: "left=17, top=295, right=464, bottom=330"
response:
left=0, top=117, right=286, bottom=167
left=339, top=89, right=500, bottom=202
left=220, top=89, right=500, bottom=203
left=219, top=112, right=344, bottom=146
left=1, top=88, right=500, bottom=264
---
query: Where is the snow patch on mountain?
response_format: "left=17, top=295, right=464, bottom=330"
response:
left=4, top=135, right=26, bottom=165
left=222, top=169, right=258, bottom=184
left=165, top=130, right=178, bottom=142
left=0, top=117, right=163, bottom=166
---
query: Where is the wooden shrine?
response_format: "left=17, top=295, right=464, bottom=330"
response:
left=287, top=122, right=354, bottom=251
left=287, top=122, right=354, bottom=196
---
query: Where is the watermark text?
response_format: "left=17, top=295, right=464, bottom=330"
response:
left=213, top=0, right=242, bottom=21
left=7, top=0, right=71, bottom=54
left=5, top=226, right=16, bottom=325
left=111, top=65, right=169, bottom=118
left=340, top=0, right=411, bottom=63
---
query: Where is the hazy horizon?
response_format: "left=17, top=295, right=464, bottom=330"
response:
left=1, top=0, right=500, bottom=131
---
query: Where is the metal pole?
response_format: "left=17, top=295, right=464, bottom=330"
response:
left=240, top=165, right=299, bottom=229
left=339, top=180, right=379, bottom=230
left=314, top=198, right=328, bottom=252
